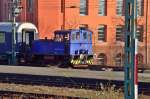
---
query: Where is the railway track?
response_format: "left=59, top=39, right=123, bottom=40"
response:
left=0, top=90, right=85, bottom=99
left=0, top=65, right=149, bottom=96
left=0, top=72, right=149, bottom=95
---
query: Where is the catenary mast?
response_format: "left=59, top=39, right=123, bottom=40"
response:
left=124, top=0, right=138, bottom=99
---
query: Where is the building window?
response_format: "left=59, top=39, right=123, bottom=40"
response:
left=137, top=53, right=143, bottom=66
left=79, top=24, right=88, bottom=29
left=98, top=25, right=106, bottom=41
left=27, top=0, right=33, bottom=13
left=116, top=25, right=124, bottom=41
left=116, top=0, right=124, bottom=16
left=115, top=53, right=122, bottom=66
left=98, top=0, right=107, bottom=16
left=0, top=32, right=5, bottom=43
left=137, top=0, right=144, bottom=16
left=80, top=0, right=88, bottom=15
left=136, top=25, right=143, bottom=42
left=97, top=53, right=107, bottom=65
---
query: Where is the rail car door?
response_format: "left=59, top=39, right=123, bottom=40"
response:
left=20, top=29, right=35, bottom=56
left=22, top=30, right=35, bottom=47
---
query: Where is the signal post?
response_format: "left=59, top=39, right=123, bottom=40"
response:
left=10, top=0, right=22, bottom=65
left=124, top=0, right=138, bottom=99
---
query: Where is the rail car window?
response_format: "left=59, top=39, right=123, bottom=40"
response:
left=83, top=32, right=87, bottom=40
left=0, top=32, right=5, bottom=43
left=34, top=33, right=38, bottom=40
left=76, top=32, right=80, bottom=40
left=23, top=33, right=29, bottom=44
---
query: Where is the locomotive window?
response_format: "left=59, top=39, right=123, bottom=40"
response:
left=60, top=34, right=64, bottom=41
left=83, top=32, right=87, bottom=40
left=88, top=33, right=92, bottom=40
left=72, top=33, right=76, bottom=40
left=76, top=32, right=80, bottom=40
left=55, top=34, right=60, bottom=41
left=0, top=33, right=5, bottom=43
left=64, top=34, right=69, bottom=41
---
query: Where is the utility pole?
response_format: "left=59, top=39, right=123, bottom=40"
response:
left=124, top=0, right=138, bottom=99
left=10, top=0, right=22, bottom=65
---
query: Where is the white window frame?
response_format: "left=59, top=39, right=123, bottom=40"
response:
left=116, top=25, right=124, bottom=41
left=116, top=0, right=124, bottom=16
left=98, top=0, right=106, bottom=16
left=80, top=0, right=88, bottom=16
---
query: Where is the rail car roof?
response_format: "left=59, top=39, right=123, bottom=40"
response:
left=0, top=22, right=38, bottom=33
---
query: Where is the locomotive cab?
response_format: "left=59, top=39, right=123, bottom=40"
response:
left=70, top=29, right=93, bottom=66
left=54, top=29, right=93, bottom=66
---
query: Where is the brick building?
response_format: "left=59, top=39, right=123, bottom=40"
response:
left=0, top=0, right=150, bottom=67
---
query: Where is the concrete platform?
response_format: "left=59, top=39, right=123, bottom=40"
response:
left=0, top=65, right=149, bottom=83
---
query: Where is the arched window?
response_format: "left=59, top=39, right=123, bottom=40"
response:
left=97, top=53, right=107, bottom=66
left=137, top=54, right=143, bottom=66
left=115, top=53, right=122, bottom=66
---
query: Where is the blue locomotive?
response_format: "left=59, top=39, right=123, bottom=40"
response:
left=0, top=22, right=93, bottom=66
left=31, top=29, right=93, bottom=66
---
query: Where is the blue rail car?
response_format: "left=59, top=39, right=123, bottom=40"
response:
left=0, top=22, right=38, bottom=64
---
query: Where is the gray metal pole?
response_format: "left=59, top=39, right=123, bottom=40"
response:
left=10, top=0, right=22, bottom=65
left=11, top=0, right=17, bottom=65
left=12, top=12, right=17, bottom=65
